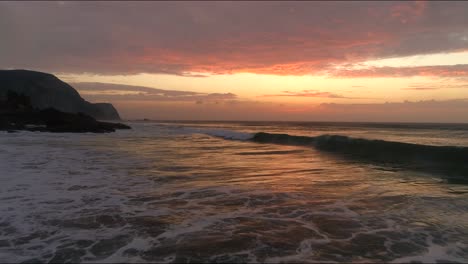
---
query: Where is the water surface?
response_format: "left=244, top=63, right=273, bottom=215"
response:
left=0, top=121, right=467, bottom=263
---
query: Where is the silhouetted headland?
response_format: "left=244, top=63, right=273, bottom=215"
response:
left=0, top=70, right=130, bottom=133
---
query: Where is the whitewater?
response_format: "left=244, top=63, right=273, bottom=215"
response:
left=0, top=121, right=467, bottom=263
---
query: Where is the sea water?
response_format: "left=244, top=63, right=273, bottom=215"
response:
left=0, top=121, right=467, bottom=263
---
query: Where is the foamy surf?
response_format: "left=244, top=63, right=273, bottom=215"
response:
left=1, top=122, right=467, bottom=263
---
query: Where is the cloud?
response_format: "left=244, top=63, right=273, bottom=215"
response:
left=71, top=82, right=237, bottom=102
left=402, top=87, right=439, bottom=91
left=261, top=90, right=351, bottom=99
left=260, top=90, right=364, bottom=99
left=1, top=1, right=468, bottom=76
left=330, top=64, right=468, bottom=78
left=113, top=97, right=468, bottom=122
left=311, top=98, right=468, bottom=123
left=401, top=82, right=468, bottom=91
left=390, top=1, right=427, bottom=24
left=72, top=82, right=468, bottom=122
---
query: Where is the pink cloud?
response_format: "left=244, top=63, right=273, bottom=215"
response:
left=1, top=1, right=468, bottom=76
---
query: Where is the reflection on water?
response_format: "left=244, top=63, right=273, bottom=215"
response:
left=0, top=122, right=467, bottom=263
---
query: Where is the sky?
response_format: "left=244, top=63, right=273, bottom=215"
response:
left=1, top=1, right=468, bottom=122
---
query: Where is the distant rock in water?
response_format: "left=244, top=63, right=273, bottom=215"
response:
left=0, top=69, right=120, bottom=120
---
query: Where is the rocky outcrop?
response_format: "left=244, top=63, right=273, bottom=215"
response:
left=0, top=69, right=121, bottom=120
left=0, top=90, right=130, bottom=133
left=87, top=103, right=121, bottom=120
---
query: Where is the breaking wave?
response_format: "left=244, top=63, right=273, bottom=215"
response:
left=251, top=132, right=468, bottom=181
left=180, top=127, right=254, bottom=141
left=189, top=128, right=468, bottom=171
left=164, top=125, right=468, bottom=182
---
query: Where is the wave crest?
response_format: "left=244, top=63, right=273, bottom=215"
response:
left=183, top=127, right=254, bottom=141
left=252, top=132, right=468, bottom=182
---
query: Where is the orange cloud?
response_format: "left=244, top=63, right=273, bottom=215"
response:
left=260, top=90, right=355, bottom=99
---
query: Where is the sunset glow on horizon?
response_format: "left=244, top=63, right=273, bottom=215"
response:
left=2, top=1, right=468, bottom=122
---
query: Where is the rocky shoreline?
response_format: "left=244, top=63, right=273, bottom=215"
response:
left=1, top=91, right=130, bottom=133
left=1, top=108, right=131, bottom=133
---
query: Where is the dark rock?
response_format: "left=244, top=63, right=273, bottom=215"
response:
left=36, top=108, right=130, bottom=133
left=0, top=69, right=121, bottom=120
left=0, top=90, right=130, bottom=133
left=88, top=103, right=120, bottom=120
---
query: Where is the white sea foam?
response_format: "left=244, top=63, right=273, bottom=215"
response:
left=390, top=240, right=468, bottom=263
left=0, top=131, right=159, bottom=262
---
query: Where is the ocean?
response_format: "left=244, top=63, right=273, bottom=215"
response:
left=1, top=121, right=467, bottom=263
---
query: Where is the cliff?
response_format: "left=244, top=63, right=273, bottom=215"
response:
left=0, top=70, right=121, bottom=120
left=0, top=89, right=130, bottom=133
